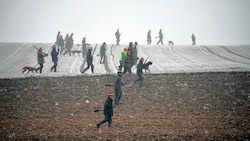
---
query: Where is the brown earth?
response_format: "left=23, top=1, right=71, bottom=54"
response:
left=0, top=72, right=249, bottom=140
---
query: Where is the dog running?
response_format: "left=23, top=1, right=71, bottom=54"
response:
left=22, top=66, right=38, bottom=74
left=142, top=61, right=153, bottom=72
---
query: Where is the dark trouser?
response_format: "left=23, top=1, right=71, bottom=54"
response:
left=116, top=39, right=120, bottom=46
left=82, top=62, right=94, bottom=73
left=157, top=38, right=163, bottom=45
left=97, top=114, right=112, bottom=127
left=134, top=71, right=144, bottom=85
left=123, top=65, right=131, bottom=76
left=114, top=89, right=122, bottom=105
left=63, top=48, right=71, bottom=56
left=51, top=62, right=57, bottom=72
left=37, top=64, right=43, bottom=73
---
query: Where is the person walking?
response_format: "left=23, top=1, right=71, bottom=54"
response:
left=114, top=70, right=123, bottom=105
left=63, top=33, right=74, bottom=56
left=96, top=93, right=114, bottom=128
left=191, top=33, right=196, bottom=45
left=132, top=42, right=138, bottom=65
left=123, top=50, right=132, bottom=76
left=157, top=29, right=164, bottom=45
left=37, top=47, right=48, bottom=73
left=147, top=30, right=152, bottom=45
left=99, top=42, right=106, bottom=64
left=58, top=35, right=64, bottom=55
left=50, top=45, right=59, bottom=72
left=134, top=57, right=144, bottom=86
left=115, top=29, right=121, bottom=46
left=118, top=48, right=127, bottom=70
left=81, top=47, right=94, bottom=74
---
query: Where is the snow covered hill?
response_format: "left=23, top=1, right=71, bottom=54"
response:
left=0, top=42, right=249, bottom=79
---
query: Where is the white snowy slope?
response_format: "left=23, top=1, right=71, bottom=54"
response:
left=0, top=42, right=249, bottom=79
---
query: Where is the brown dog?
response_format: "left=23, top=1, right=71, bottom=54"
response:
left=22, top=66, right=38, bottom=74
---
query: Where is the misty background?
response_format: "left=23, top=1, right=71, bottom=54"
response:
left=0, top=0, right=250, bottom=45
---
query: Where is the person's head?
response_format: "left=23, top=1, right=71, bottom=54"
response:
left=52, top=45, right=56, bottom=49
left=89, top=47, right=93, bottom=51
left=129, top=42, right=133, bottom=47
left=117, top=69, right=123, bottom=76
left=127, top=51, right=131, bottom=55
left=140, top=57, right=144, bottom=62
left=83, top=37, right=86, bottom=40
left=107, top=93, right=113, bottom=98
left=134, top=42, right=138, bottom=47
left=39, top=47, right=43, bottom=51
left=123, top=48, right=127, bottom=52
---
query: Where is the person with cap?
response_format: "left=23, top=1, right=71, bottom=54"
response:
left=50, top=45, right=59, bottom=72
left=81, top=47, right=94, bottom=74
left=99, top=42, right=106, bottom=64
left=118, top=48, right=127, bottom=70
left=134, top=57, right=144, bottom=86
left=37, top=47, right=48, bottom=73
left=96, top=93, right=114, bottom=128
left=114, top=69, right=124, bottom=105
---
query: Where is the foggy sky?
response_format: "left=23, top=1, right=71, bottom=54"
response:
left=0, top=0, right=250, bottom=45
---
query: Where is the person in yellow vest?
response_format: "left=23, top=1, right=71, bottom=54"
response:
left=118, top=48, right=127, bottom=70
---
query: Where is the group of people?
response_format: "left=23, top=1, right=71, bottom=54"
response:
left=147, top=29, right=197, bottom=45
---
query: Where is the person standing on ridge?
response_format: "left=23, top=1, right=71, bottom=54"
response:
left=157, top=29, right=164, bottom=45
left=191, top=33, right=196, bottom=45
left=147, top=30, right=152, bottom=45
left=115, top=29, right=121, bottom=46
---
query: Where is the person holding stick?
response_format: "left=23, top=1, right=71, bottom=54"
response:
left=96, top=93, right=114, bottom=128
left=37, top=47, right=48, bottom=73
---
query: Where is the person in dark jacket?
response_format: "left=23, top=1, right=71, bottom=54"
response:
left=99, top=42, right=106, bottom=64
left=81, top=47, right=94, bottom=74
left=37, top=47, right=48, bottom=73
left=134, top=57, right=144, bottom=86
left=114, top=69, right=123, bottom=105
left=50, top=45, right=59, bottom=72
left=96, top=93, right=114, bottom=128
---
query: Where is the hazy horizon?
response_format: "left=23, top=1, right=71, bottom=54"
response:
left=0, top=0, right=250, bottom=45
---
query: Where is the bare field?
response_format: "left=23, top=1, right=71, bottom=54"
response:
left=0, top=72, right=249, bottom=140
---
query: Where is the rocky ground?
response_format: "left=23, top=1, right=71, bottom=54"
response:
left=0, top=71, right=249, bottom=140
